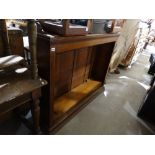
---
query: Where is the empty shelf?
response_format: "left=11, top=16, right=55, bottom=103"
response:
left=54, top=79, right=102, bottom=115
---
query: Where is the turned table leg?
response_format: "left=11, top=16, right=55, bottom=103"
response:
left=31, top=89, right=41, bottom=134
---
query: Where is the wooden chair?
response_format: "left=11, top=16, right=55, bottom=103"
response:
left=0, top=19, right=47, bottom=134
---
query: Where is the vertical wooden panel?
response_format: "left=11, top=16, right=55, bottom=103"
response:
left=91, top=42, right=115, bottom=82
left=0, top=34, right=4, bottom=57
left=55, top=51, right=75, bottom=98
left=0, top=28, right=24, bottom=57
left=83, top=47, right=93, bottom=82
left=71, top=47, right=89, bottom=89
left=8, top=29, right=24, bottom=57
left=37, top=35, right=51, bottom=129
left=0, top=19, right=11, bottom=55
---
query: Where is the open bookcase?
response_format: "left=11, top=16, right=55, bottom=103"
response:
left=37, top=32, right=118, bottom=133
left=54, top=79, right=102, bottom=116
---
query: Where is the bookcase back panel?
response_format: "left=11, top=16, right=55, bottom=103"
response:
left=71, top=47, right=89, bottom=89
left=55, top=50, right=75, bottom=98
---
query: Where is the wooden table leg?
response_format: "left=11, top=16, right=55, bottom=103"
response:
left=31, top=89, right=41, bottom=134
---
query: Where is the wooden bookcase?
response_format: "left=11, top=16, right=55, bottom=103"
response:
left=37, top=33, right=119, bottom=133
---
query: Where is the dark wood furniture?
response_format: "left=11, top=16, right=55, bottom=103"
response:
left=37, top=32, right=118, bottom=133
left=138, top=74, right=155, bottom=124
left=39, top=20, right=90, bottom=36
left=0, top=27, right=24, bottom=57
left=0, top=20, right=47, bottom=134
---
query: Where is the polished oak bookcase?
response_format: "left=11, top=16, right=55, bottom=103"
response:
left=37, top=33, right=118, bottom=133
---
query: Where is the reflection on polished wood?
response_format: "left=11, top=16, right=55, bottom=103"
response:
left=0, top=55, right=24, bottom=69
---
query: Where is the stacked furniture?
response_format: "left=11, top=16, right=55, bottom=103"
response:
left=37, top=32, right=119, bottom=133
left=39, top=19, right=91, bottom=36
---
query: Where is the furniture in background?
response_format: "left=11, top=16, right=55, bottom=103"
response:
left=0, top=19, right=47, bottom=134
left=37, top=32, right=119, bottom=133
left=39, top=19, right=91, bottom=36
left=92, top=19, right=124, bottom=34
left=138, top=54, right=155, bottom=124
left=6, top=19, right=28, bottom=36
left=109, top=20, right=140, bottom=73
left=121, top=28, right=142, bottom=67
left=148, top=53, right=155, bottom=75
left=137, top=73, right=155, bottom=124
left=0, top=27, right=31, bottom=64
